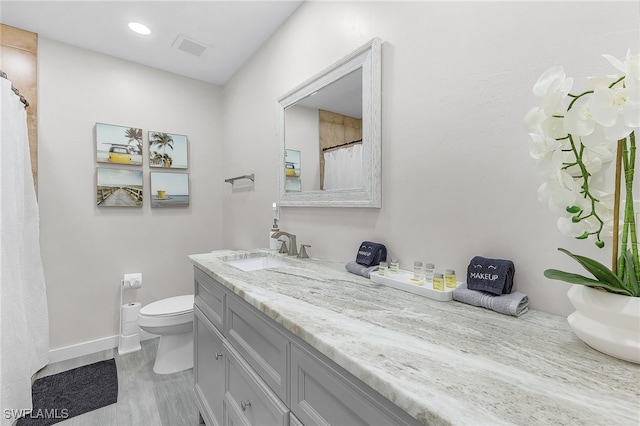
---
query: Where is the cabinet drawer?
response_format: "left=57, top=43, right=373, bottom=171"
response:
left=224, top=341, right=289, bottom=426
left=225, top=295, right=288, bottom=402
left=194, top=306, right=225, bottom=426
left=194, top=267, right=225, bottom=331
left=291, top=344, right=405, bottom=426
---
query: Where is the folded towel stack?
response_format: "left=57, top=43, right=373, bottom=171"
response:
left=346, top=241, right=387, bottom=278
left=345, top=261, right=379, bottom=278
left=452, top=282, right=529, bottom=317
left=466, top=256, right=515, bottom=295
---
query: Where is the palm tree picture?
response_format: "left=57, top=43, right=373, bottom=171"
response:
left=149, top=132, right=173, bottom=167
left=96, top=123, right=143, bottom=165
left=148, top=131, right=188, bottom=169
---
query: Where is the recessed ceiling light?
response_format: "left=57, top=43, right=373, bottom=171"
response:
left=128, top=22, right=151, bottom=35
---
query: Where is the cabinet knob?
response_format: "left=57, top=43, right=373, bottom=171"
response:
left=241, top=400, right=252, bottom=411
left=215, top=352, right=223, bottom=360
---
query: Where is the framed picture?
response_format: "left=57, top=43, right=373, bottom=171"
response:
left=96, top=123, right=143, bottom=165
left=150, top=172, right=189, bottom=207
left=285, top=149, right=301, bottom=177
left=96, top=168, right=143, bottom=207
left=148, top=131, right=188, bottom=169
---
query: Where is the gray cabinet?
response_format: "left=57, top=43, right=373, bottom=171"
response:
left=224, top=339, right=289, bottom=426
left=195, top=267, right=225, bottom=330
left=225, top=296, right=289, bottom=403
left=290, top=344, right=411, bottom=426
left=193, top=266, right=420, bottom=426
left=194, top=305, right=225, bottom=426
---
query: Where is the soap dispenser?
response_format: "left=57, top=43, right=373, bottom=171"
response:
left=269, top=219, right=282, bottom=250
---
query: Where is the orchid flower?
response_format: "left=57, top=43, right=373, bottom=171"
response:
left=528, top=51, right=639, bottom=293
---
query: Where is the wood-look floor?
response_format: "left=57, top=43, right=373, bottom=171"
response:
left=32, top=338, right=199, bottom=426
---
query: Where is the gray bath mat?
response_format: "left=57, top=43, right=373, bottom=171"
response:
left=18, top=358, right=118, bottom=426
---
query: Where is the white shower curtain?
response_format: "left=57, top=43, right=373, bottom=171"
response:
left=323, top=144, right=363, bottom=190
left=0, top=77, right=49, bottom=424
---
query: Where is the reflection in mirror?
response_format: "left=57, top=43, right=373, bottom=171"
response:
left=285, top=69, right=363, bottom=192
left=285, top=149, right=301, bottom=192
left=277, top=38, right=381, bottom=208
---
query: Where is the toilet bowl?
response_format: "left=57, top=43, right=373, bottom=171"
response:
left=137, top=294, right=194, bottom=374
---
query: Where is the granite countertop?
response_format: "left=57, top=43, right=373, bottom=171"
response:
left=189, top=249, right=640, bottom=426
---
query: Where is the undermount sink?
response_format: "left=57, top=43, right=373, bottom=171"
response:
left=225, top=254, right=289, bottom=272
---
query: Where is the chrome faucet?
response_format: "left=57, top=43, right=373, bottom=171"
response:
left=271, top=231, right=297, bottom=256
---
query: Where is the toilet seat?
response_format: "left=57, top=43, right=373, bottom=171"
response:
left=139, top=295, right=194, bottom=317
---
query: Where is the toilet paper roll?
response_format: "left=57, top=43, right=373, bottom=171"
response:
left=121, top=301, right=141, bottom=336
left=123, top=273, right=142, bottom=289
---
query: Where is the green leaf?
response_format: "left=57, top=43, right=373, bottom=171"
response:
left=557, top=248, right=626, bottom=288
left=622, top=250, right=639, bottom=297
left=544, top=269, right=633, bottom=296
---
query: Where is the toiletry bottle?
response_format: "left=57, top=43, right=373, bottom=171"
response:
left=445, top=269, right=457, bottom=288
left=432, top=273, right=445, bottom=291
left=389, top=259, right=399, bottom=273
left=269, top=219, right=282, bottom=250
left=378, top=261, right=388, bottom=276
left=413, top=261, right=423, bottom=281
left=424, top=263, right=435, bottom=282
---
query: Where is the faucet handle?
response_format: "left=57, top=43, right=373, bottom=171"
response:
left=278, top=239, right=288, bottom=254
left=298, top=244, right=311, bottom=259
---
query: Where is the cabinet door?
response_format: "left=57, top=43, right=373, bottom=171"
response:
left=289, top=412, right=304, bottom=426
left=291, top=344, right=403, bottom=426
left=194, top=306, right=225, bottom=426
left=226, top=295, right=288, bottom=402
left=225, top=341, right=289, bottom=426
left=195, top=267, right=225, bottom=331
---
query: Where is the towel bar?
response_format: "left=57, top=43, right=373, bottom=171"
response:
left=225, top=174, right=255, bottom=184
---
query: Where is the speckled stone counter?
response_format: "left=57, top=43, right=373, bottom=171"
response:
left=189, top=249, right=640, bottom=426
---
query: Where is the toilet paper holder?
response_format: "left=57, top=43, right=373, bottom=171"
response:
left=119, top=272, right=142, bottom=355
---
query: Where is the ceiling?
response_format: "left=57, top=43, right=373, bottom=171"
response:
left=0, top=0, right=304, bottom=85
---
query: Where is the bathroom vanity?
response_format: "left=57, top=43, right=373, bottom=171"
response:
left=189, top=250, right=640, bottom=426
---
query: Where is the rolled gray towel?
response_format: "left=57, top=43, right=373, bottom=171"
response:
left=452, top=282, right=528, bottom=317
left=467, top=256, right=515, bottom=295
left=345, top=261, right=379, bottom=278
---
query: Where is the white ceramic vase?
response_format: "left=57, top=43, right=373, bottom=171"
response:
left=567, top=285, right=640, bottom=364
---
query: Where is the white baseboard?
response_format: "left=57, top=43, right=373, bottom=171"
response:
left=48, top=331, right=157, bottom=364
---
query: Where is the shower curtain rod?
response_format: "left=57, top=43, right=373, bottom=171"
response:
left=322, top=138, right=363, bottom=152
left=0, top=70, right=29, bottom=108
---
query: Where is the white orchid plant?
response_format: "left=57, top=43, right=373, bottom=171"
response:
left=525, top=50, right=639, bottom=297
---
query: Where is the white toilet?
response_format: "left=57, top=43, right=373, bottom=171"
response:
left=137, top=294, right=194, bottom=375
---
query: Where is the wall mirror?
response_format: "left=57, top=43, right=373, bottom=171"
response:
left=277, top=37, right=381, bottom=208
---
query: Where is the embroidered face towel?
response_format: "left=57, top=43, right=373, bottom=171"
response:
left=466, top=256, right=515, bottom=295
left=355, top=241, right=387, bottom=267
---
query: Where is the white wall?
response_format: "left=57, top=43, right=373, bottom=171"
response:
left=38, top=39, right=224, bottom=351
left=221, top=1, right=640, bottom=316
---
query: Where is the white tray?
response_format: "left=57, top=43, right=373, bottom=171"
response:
left=370, top=269, right=459, bottom=301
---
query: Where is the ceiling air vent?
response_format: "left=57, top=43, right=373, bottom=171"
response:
left=172, top=34, right=208, bottom=57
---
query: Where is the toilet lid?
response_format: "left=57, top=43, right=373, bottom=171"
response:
left=140, top=295, right=194, bottom=316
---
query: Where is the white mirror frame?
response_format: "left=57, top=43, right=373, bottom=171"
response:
left=277, top=37, right=381, bottom=208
